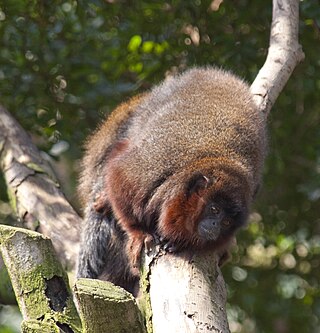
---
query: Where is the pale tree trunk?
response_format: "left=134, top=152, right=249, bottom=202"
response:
left=0, top=104, right=81, bottom=305
left=137, top=1, right=304, bottom=332
left=0, top=0, right=303, bottom=332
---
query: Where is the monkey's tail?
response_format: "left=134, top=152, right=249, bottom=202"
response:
left=76, top=207, right=137, bottom=293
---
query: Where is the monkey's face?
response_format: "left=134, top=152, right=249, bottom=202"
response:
left=195, top=168, right=250, bottom=247
left=157, top=169, right=250, bottom=250
left=197, top=196, right=247, bottom=243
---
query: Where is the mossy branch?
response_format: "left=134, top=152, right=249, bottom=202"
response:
left=74, top=279, right=145, bottom=333
left=0, top=225, right=81, bottom=332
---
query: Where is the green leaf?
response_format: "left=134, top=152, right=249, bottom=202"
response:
left=128, top=35, right=142, bottom=52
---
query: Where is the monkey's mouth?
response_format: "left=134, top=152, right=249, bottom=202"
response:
left=197, top=218, right=220, bottom=241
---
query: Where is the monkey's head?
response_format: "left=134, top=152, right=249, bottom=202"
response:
left=157, top=162, right=252, bottom=250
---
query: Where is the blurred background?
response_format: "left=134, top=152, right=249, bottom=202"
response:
left=0, top=1, right=319, bottom=332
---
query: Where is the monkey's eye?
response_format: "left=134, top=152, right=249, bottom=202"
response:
left=210, top=205, right=220, bottom=215
left=222, top=219, right=231, bottom=226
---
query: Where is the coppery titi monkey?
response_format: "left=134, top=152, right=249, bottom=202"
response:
left=77, top=67, right=267, bottom=293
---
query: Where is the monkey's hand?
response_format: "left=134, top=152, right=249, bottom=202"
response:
left=157, top=235, right=181, bottom=253
left=144, top=232, right=181, bottom=253
left=163, top=240, right=180, bottom=253
left=143, top=233, right=158, bottom=254
left=126, top=231, right=153, bottom=276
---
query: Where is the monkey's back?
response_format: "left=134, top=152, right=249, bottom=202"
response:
left=121, top=67, right=267, bottom=188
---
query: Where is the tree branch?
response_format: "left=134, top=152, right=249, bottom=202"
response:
left=0, top=105, right=81, bottom=270
left=74, top=279, right=145, bottom=333
left=140, top=249, right=230, bottom=333
left=250, top=0, right=304, bottom=116
left=0, top=225, right=81, bottom=332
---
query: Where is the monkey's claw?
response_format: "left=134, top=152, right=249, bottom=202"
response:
left=162, top=240, right=180, bottom=253
left=144, top=234, right=155, bottom=254
left=155, top=234, right=181, bottom=253
left=152, top=232, right=162, bottom=246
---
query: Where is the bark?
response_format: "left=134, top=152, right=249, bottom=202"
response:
left=138, top=1, right=304, bottom=332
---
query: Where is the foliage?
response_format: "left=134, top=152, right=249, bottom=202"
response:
left=0, top=1, right=319, bottom=332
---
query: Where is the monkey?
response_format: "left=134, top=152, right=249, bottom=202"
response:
left=76, top=67, right=267, bottom=293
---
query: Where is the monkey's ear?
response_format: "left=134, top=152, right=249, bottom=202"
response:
left=186, top=172, right=210, bottom=197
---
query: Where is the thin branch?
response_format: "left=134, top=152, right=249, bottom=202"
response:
left=250, top=0, right=304, bottom=116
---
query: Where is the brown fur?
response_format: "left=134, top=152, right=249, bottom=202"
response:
left=78, top=94, right=148, bottom=207
left=77, top=67, right=267, bottom=289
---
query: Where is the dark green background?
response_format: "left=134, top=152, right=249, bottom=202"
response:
left=0, top=1, right=319, bottom=332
